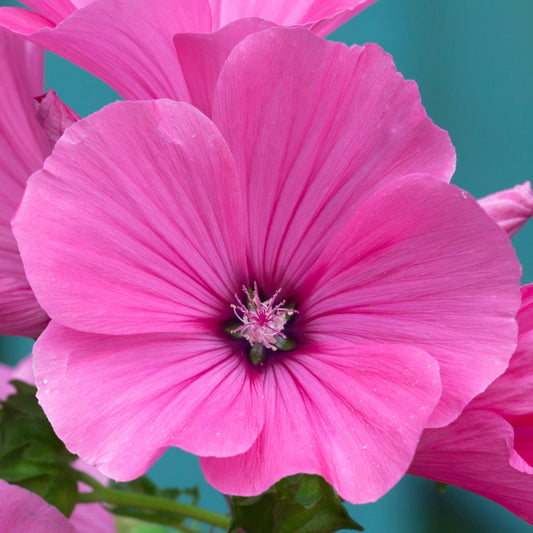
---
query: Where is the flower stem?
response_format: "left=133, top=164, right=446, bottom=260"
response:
left=75, top=471, right=229, bottom=530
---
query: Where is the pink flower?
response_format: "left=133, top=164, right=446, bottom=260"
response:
left=478, top=181, right=533, bottom=237
left=409, top=283, right=533, bottom=524
left=0, top=32, right=79, bottom=338
left=0, top=31, right=49, bottom=337
left=13, top=28, right=521, bottom=503
left=0, top=356, right=116, bottom=533
left=0, top=478, right=115, bottom=533
left=0, top=0, right=376, bottom=101
left=0, top=480, right=76, bottom=533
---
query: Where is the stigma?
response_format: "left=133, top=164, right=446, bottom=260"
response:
left=231, top=282, right=297, bottom=351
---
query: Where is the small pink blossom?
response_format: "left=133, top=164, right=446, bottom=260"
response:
left=13, top=28, right=521, bottom=503
left=478, top=181, right=533, bottom=237
left=0, top=0, right=376, bottom=102
left=410, top=284, right=533, bottom=525
left=0, top=480, right=76, bottom=533
left=0, top=356, right=116, bottom=533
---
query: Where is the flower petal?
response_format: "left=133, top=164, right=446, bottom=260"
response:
left=212, top=27, right=455, bottom=294
left=34, top=88, right=80, bottom=149
left=20, top=0, right=78, bottom=23
left=209, top=0, right=377, bottom=36
left=472, top=283, right=533, bottom=418
left=0, top=278, right=49, bottom=338
left=0, top=31, right=49, bottom=338
left=410, top=409, right=533, bottom=526
left=0, top=479, right=75, bottom=533
left=0, top=0, right=213, bottom=100
left=14, top=99, right=246, bottom=335
left=478, top=181, right=533, bottom=237
left=201, top=343, right=441, bottom=503
left=70, top=503, right=116, bottom=533
left=174, top=18, right=275, bottom=117
left=34, top=321, right=264, bottom=480
left=300, top=176, right=521, bottom=427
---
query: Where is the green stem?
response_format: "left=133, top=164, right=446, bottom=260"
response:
left=75, top=471, right=229, bottom=530
left=112, top=508, right=198, bottom=532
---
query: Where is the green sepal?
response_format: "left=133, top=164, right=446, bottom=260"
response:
left=0, top=381, right=79, bottom=516
left=229, top=474, right=364, bottom=533
left=435, top=481, right=449, bottom=494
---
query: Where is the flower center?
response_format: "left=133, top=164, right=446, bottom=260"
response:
left=230, top=282, right=297, bottom=365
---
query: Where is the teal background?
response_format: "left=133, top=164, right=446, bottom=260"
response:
left=1, top=0, right=532, bottom=531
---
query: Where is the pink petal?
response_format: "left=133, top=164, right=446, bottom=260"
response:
left=201, top=343, right=441, bottom=503
left=478, top=181, right=533, bottom=237
left=21, top=0, right=78, bottom=23
left=0, top=356, right=114, bottom=531
left=471, top=283, right=533, bottom=418
left=0, top=480, right=75, bottom=533
left=0, top=0, right=213, bottom=100
left=209, top=0, right=377, bottom=36
left=70, top=502, right=115, bottom=533
left=299, top=176, right=521, bottom=427
left=34, top=321, right=264, bottom=480
left=0, top=363, right=15, bottom=400
left=0, top=278, right=49, bottom=338
left=14, top=100, right=246, bottom=336
left=0, top=32, right=50, bottom=337
left=34, top=88, right=80, bottom=149
left=0, top=355, right=34, bottom=401
left=212, top=27, right=455, bottom=294
left=409, top=409, right=533, bottom=526
left=174, top=18, right=275, bottom=117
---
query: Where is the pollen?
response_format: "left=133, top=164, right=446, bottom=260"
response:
left=231, top=282, right=297, bottom=351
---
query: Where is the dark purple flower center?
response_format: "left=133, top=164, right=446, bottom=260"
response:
left=229, top=282, right=298, bottom=366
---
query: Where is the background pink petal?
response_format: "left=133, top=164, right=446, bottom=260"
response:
left=409, top=410, right=533, bottom=526
left=0, top=0, right=213, bottom=100
left=201, top=343, right=441, bottom=504
left=70, top=501, right=115, bottom=533
left=208, top=0, right=377, bottom=36
left=0, top=480, right=75, bottom=533
left=0, top=31, right=49, bottom=338
left=14, top=99, right=246, bottom=336
left=174, top=18, right=275, bottom=117
left=471, top=283, right=533, bottom=418
left=0, top=356, right=116, bottom=532
left=478, top=181, right=533, bottom=237
left=34, top=88, right=80, bottom=149
left=0, top=362, right=15, bottom=400
left=299, top=176, right=521, bottom=427
left=20, top=0, right=79, bottom=23
left=212, top=27, right=455, bottom=294
left=34, top=322, right=264, bottom=480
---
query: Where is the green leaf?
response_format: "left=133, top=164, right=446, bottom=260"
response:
left=0, top=381, right=79, bottom=516
left=229, top=474, right=364, bottom=533
left=435, top=481, right=449, bottom=494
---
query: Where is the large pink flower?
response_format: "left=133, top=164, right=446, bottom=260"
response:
left=0, top=0, right=376, bottom=101
left=0, top=31, right=78, bottom=338
left=13, top=28, right=520, bottom=503
left=410, top=283, right=533, bottom=525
